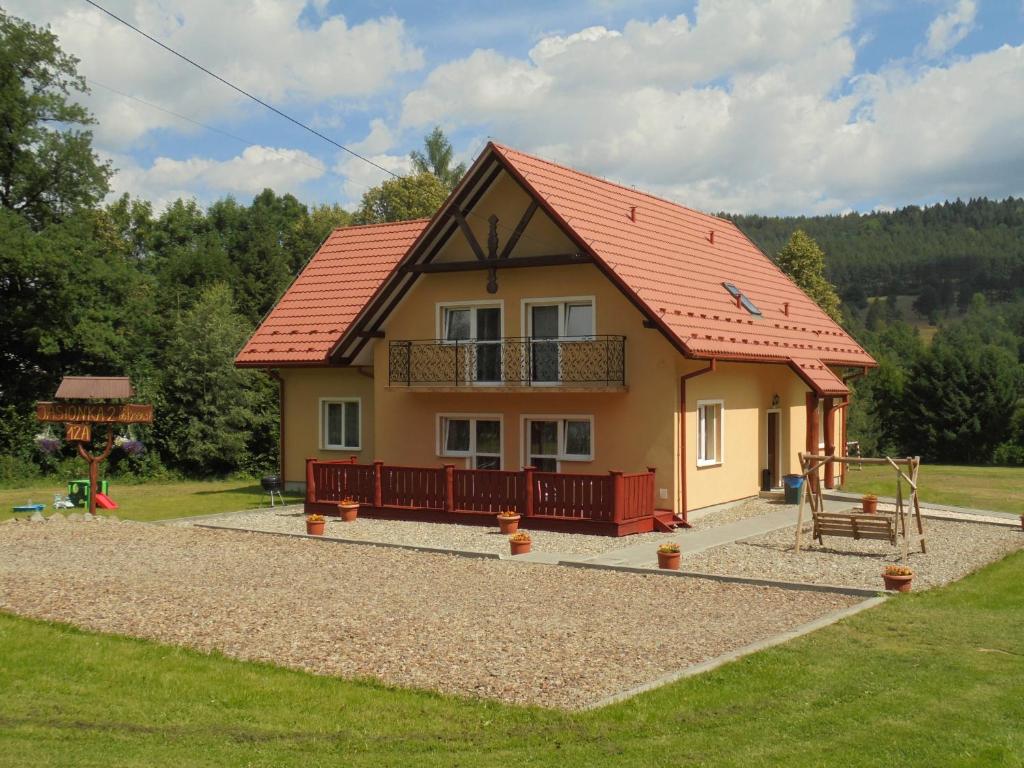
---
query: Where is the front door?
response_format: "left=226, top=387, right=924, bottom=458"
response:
left=767, top=411, right=781, bottom=488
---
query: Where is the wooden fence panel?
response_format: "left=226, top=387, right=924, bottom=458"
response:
left=312, top=462, right=375, bottom=504
left=452, top=469, right=522, bottom=513
left=382, top=465, right=445, bottom=509
left=621, top=472, right=655, bottom=520
left=533, top=472, right=613, bottom=521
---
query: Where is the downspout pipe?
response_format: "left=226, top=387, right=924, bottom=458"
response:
left=267, top=370, right=285, bottom=485
left=679, top=359, right=717, bottom=526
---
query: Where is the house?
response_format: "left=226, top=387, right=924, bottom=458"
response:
left=236, top=143, right=875, bottom=533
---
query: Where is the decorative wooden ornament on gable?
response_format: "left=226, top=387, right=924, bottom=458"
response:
left=36, top=377, right=153, bottom=517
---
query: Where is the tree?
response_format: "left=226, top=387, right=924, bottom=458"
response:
left=409, top=126, right=466, bottom=191
left=159, top=283, right=277, bottom=476
left=774, top=230, right=842, bottom=322
left=353, top=172, right=448, bottom=224
left=0, top=11, right=111, bottom=228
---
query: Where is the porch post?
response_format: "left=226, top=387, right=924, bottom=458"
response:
left=522, top=466, right=535, bottom=518
left=373, top=460, right=383, bottom=508
left=610, top=470, right=625, bottom=524
left=305, top=458, right=316, bottom=504
left=444, top=464, right=455, bottom=513
left=823, top=396, right=836, bottom=489
left=805, top=392, right=820, bottom=491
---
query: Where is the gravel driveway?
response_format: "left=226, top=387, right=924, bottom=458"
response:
left=686, top=518, right=1023, bottom=590
left=0, top=520, right=859, bottom=709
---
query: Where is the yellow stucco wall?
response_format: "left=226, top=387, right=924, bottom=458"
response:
left=272, top=171, right=849, bottom=508
left=372, top=262, right=681, bottom=509
left=278, top=367, right=375, bottom=484
left=678, top=360, right=810, bottom=510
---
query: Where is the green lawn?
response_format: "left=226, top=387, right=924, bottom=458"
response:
left=1, top=551, right=1022, bottom=766
left=841, top=464, right=1024, bottom=515
left=0, top=478, right=302, bottom=523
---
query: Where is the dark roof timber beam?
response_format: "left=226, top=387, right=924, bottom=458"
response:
left=332, top=158, right=506, bottom=364
left=404, top=252, right=590, bottom=274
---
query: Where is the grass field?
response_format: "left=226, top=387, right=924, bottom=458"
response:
left=1, top=550, right=1022, bottom=766
left=841, top=464, right=1024, bottom=515
left=0, top=478, right=302, bottom=523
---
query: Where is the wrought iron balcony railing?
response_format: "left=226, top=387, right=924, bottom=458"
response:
left=388, top=336, right=626, bottom=388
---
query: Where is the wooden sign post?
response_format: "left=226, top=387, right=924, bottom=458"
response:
left=35, top=380, right=153, bottom=517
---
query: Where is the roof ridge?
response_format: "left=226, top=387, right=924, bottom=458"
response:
left=331, top=218, right=431, bottom=234
left=490, top=142, right=735, bottom=227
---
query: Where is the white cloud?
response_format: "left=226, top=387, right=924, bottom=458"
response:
left=333, top=150, right=412, bottom=209
left=108, top=145, right=325, bottom=209
left=397, top=0, right=1024, bottom=213
left=5, top=0, right=423, bottom=145
left=921, top=0, right=977, bottom=59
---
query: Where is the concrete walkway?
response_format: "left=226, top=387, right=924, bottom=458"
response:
left=577, top=498, right=852, bottom=568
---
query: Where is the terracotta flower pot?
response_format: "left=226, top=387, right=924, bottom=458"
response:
left=882, top=573, right=913, bottom=592
left=657, top=550, right=681, bottom=570
left=862, top=497, right=878, bottom=514
left=497, top=514, right=520, bottom=534
left=306, top=519, right=326, bottom=536
left=510, top=540, right=531, bottom=556
left=338, top=503, right=359, bottom=522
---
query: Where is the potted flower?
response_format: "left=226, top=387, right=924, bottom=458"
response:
left=861, top=493, right=879, bottom=514
left=657, top=542, right=681, bottom=570
left=338, top=497, right=359, bottom=522
left=882, top=564, right=914, bottom=592
left=496, top=508, right=521, bottom=534
left=509, top=530, right=531, bottom=555
left=306, top=514, right=326, bottom=536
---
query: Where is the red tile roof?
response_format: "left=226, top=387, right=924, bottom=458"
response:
left=238, top=143, right=874, bottom=394
left=788, top=357, right=850, bottom=396
left=236, top=220, right=427, bottom=366
left=491, top=144, right=874, bottom=376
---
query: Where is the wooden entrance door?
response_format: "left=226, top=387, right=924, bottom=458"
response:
left=767, top=411, right=781, bottom=488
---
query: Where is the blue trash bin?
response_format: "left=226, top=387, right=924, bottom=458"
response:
left=783, top=474, right=804, bottom=504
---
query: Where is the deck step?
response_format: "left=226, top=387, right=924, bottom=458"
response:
left=653, top=516, right=689, bottom=533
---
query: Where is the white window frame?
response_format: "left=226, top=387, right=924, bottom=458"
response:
left=696, top=399, right=724, bottom=467
left=436, top=413, right=503, bottom=469
left=520, top=296, right=596, bottom=339
left=520, top=414, right=595, bottom=470
left=519, top=296, right=596, bottom=386
left=435, top=300, right=505, bottom=342
left=319, top=398, right=362, bottom=451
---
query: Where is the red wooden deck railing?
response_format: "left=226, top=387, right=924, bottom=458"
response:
left=305, top=458, right=658, bottom=536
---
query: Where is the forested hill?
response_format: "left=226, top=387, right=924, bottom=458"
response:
left=726, top=197, right=1024, bottom=302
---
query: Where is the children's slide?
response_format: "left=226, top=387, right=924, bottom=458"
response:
left=94, top=493, right=119, bottom=510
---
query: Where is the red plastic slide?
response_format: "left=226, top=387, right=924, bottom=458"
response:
left=94, top=493, right=119, bottom=510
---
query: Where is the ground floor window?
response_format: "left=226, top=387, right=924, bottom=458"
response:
left=524, top=416, right=593, bottom=471
left=438, top=415, right=502, bottom=469
left=321, top=399, right=361, bottom=450
left=697, top=400, right=723, bottom=466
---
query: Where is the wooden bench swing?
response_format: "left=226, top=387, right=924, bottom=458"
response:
left=794, top=453, right=925, bottom=560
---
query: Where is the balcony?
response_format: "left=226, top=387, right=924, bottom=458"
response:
left=388, top=336, right=626, bottom=390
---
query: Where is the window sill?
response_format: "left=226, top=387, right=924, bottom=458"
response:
left=322, top=446, right=363, bottom=452
left=696, top=460, right=722, bottom=469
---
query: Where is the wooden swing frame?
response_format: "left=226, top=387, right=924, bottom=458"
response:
left=794, top=453, right=925, bottom=560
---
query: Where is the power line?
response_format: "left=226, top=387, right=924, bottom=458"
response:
left=81, top=0, right=400, bottom=180
left=85, top=76, right=330, bottom=177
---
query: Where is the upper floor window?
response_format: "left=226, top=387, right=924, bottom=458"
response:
left=438, top=302, right=502, bottom=382
left=524, top=298, right=595, bottom=383
left=321, top=398, right=361, bottom=450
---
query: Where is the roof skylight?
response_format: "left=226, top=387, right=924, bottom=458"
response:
left=722, top=282, right=763, bottom=318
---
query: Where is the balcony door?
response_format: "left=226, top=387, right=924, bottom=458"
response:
left=528, top=300, right=594, bottom=384
left=443, top=305, right=501, bottom=383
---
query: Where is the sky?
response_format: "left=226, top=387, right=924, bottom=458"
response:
left=7, top=0, right=1024, bottom=215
